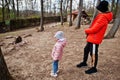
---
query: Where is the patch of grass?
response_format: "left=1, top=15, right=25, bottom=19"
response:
left=0, top=29, right=24, bottom=38
left=0, top=25, right=36, bottom=38
left=0, top=31, right=20, bottom=38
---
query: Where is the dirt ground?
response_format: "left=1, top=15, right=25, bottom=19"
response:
left=0, top=23, right=120, bottom=80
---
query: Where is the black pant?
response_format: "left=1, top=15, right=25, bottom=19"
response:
left=83, top=42, right=99, bottom=68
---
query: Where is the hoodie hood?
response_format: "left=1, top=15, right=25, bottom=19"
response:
left=103, top=12, right=113, bottom=23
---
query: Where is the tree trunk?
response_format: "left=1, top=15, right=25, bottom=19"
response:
left=0, top=47, right=13, bottom=80
left=69, top=0, right=72, bottom=26
left=60, top=0, right=63, bottom=25
left=90, top=0, right=101, bottom=25
left=5, top=0, right=10, bottom=19
left=114, top=0, right=119, bottom=19
left=40, top=0, right=44, bottom=31
left=12, top=0, right=16, bottom=19
left=16, top=0, right=19, bottom=18
left=93, top=0, right=95, bottom=12
left=5, top=0, right=10, bottom=31
left=2, top=0, right=5, bottom=22
left=47, top=0, right=49, bottom=16
left=75, top=0, right=83, bottom=29
left=110, top=0, right=115, bottom=12
left=50, top=0, right=52, bottom=15
left=25, top=0, right=28, bottom=17
left=105, top=1, right=120, bottom=39
left=65, top=0, right=69, bottom=18
left=53, top=4, right=56, bottom=15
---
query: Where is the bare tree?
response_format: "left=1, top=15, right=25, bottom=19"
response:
left=12, top=0, right=16, bottom=18
left=62, top=0, right=69, bottom=17
left=110, top=0, right=115, bottom=12
left=65, top=0, right=69, bottom=18
left=105, top=0, right=120, bottom=39
left=16, top=0, right=19, bottom=17
left=87, top=0, right=94, bottom=14
left=75, top=0, right=83, bottom=29
left=0, top=47, right=13, bottom=80
left=5, top=0, right=10, bottom=19
left=24, top=0, right=29, bottom=17
left=90, top=0, right=101, bottom=24
left=114, top=0, right=119, bottom=19
left=53, top=4, right=56, bottom=15
left=60, top=0, right=63, bottom=25
left=2, top=0, right=5, bottom=21
left=40, top=0, right=44, bottom=31
left=4, top=0, right=10, bottom=31
left=93, top=0, right=95, bottom=11
left=50, top=0, right=52, bottom=14
left=12, top=0, right=16, bottom=19
left=69, top=0, right=72, bottom=26
left=46, top=0, right=49, bottom=15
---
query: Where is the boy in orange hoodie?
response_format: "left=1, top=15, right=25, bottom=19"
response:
left=76, top=1, right=113, bottom=74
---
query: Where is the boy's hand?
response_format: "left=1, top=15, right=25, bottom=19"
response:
left=85, top=32, right=88, bottom=38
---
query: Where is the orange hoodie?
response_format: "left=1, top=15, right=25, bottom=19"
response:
left=85, top=12, right=113, bottom=44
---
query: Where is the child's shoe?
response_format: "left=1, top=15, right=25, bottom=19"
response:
left=51, top=70, right=59, bottom=74
left=50, top=72, right=57, bottom=77
left=57, top=70, right=59, bottom=73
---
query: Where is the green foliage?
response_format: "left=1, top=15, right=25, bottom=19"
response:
left=87, top=13, right=93, bottom=17
left=20, top=15, right=40, bottom=19
left=0, top=8, right=2, bottom=14
left=5, top=20, right=10, bottom=25
left=0, top=8, right=40, bottom=21
left=0, top=8, right=2, bottom=21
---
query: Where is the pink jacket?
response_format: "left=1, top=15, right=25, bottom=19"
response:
left=51, top=38, right=66, bottom=60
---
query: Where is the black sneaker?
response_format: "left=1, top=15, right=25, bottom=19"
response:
left=85, top=67, right=97, bottom=74
left=76, top=62, right=87, bottom=68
